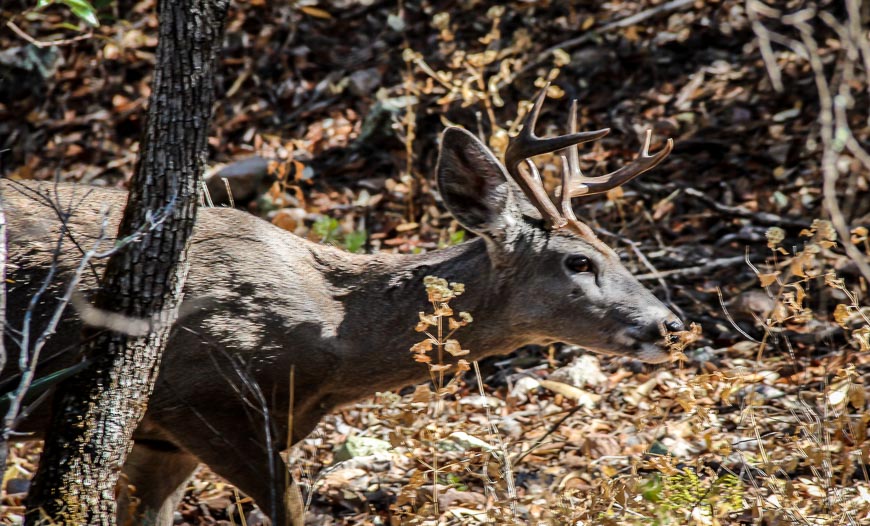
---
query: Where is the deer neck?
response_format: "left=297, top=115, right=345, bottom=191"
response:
left=321, top=238, right=530, bottom=394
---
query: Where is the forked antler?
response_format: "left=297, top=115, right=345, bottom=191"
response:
left=505, top=88, right=673, bottom=229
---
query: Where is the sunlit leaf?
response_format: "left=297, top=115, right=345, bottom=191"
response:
left=429, top=363, right=451, bottom=373
left=758, top=272, right=779, bottom=287
left=300, top=6, right=332, bottom=19
left=444, top=339, right=469, bottom=357
left=538, top=380, right=600, bottom=408
left=60, top=0, right=100, bottom=26
left=410, top=339, right=433, bottom=354
left=833, top=304, right=850, bottom=327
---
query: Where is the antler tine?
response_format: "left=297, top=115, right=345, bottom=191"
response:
left=505, top=85, right=609, bottom=227
left=559, top=153, right=598, bottom=239
left=558, top=154, right=578, bottom=223
left=564, top=129, right=674, bottom=198
left=507, top=87, right=611, bottom=163
left=519, top=158, right=566, bottom=228
left=506, top=87, right=610, bottom=170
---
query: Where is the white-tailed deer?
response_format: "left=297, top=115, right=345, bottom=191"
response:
left=2, top=91, right=681, bottom=525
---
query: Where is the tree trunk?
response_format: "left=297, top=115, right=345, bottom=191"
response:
left=0, top=188, right=7, bottom=472
left=25, top=0, right=229, bottom=523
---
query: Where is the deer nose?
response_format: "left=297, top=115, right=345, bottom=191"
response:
left=665, top=318, right=684, bottom=332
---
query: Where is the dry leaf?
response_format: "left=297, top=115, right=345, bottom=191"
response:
left=444, top=339, right=469, bottom=357
left=758, top=272, right=780, bottom=287
left=833, top=304, right=850, bottom=328
left=538, top=380, right=601, bottom=408
left=410, top=339, right=434, bottom=354
left=300, top=6, right=332, bottom=19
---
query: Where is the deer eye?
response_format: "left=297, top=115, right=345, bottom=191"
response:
left=565, top=255, right=593, bottom=273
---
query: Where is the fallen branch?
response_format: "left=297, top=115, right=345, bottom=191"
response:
left=6, top=20, right=93, bottom=48
left=684, top=187, right=810, bottom=228
left=635, top=255, right=747, bottom=281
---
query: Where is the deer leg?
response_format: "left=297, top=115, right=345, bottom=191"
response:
left=117, top=441, right=199, bottom=526
left=166, top=410, right=326, bottom=526
left=182, top=443, right=291, bottom=525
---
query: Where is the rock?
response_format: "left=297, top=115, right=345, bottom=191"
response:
left=509, top=376, right=541, bottom=402
left=441, top=431, right=495, bottom=452
left=548, top=354, right=607, bottom=388
left=347, top=68, right=382, bottom=97
left=332, top=436, right=392, bottom=463
left=245, top=507, right=270, bottom=526
left=206, top=156, right=272, bottom=207
left=5, top=477, right=30, bottom=494
left=458, top=394, right=504, bottom=408
left=332, top=451, right=393, bottom=472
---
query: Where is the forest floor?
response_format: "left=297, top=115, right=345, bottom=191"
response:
left=2, top=0, right=869, bottom=524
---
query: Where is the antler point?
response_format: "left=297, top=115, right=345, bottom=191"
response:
left=642, top=129, right=653, bottom=156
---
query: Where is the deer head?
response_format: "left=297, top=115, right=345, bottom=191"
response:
left=436, top=89, right=682, bottom=363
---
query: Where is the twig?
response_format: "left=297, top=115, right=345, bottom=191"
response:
left=751, top=1, right=870, bottom=284
left=683, top=187, right=810, bottom=228
left=635, top=255, right=747, bottom=281
left=716, top=286, right=761, bottom=344
left=747, top=0, right=785, bottom=92
left=512, top=405, right=583, bottom=466
left=3, top=211, right=112, bottom=450
left=627, top=238, right=676, bottom=309
left=472, top=361, right=518, bottom=518
left=6, top=20, right=93, bottom=48
left=1, top=184, right=175, bottom=465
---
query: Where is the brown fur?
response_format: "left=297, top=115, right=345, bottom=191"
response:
left=1, top=130, right=679, bottom=524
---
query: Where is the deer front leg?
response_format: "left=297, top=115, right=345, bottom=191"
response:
left=118, top=441, right=199, bottom=526
left=162, top=403, right=329, bottom=526
left=191, top=444, right=299, bottom=525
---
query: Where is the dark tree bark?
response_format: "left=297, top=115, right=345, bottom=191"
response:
left=25, top=0, right=229, bottom=523
left=0, top=190, right=6, bottom=471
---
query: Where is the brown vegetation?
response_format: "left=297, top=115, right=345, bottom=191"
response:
left=1, top=0, right=868, bottom=524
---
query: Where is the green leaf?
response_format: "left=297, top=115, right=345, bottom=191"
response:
left=36, top=0, right=54, bottom=8
left=60, top=0, right=100, bottom=27
left=344, top=230, right=367, bottom=253
left=640, top=474, right=663, bottom=503
left=55, top=21, right=83, bottom=31
left=648, top=441, right=669, bottom=456
left=312, top=216, right=339, bottom=243
left=449, top=229, right=465, bottom=246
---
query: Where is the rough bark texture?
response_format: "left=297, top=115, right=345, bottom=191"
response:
left=0, top=190, right=6, bottom=472
left=25, top=0, right=229, bottom=523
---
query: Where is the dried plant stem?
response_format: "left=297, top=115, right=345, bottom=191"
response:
left=473, top=361, right=517, bottom=519
left=286, top=365, right=306, bottom=526
left=6, top=20, right=93, bottom=48
left=431, top=299, right=443, bottom=517
left=233, top=487, right=248, bottom=526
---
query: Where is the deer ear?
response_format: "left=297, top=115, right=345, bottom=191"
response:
left=436, top=127, right=513, bottom=237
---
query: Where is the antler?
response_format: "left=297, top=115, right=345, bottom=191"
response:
left=559, top=100, right=674, bottom=201
left=505, top=87, right=673, bottom=229
left=505, top=87, right=609, bottom=228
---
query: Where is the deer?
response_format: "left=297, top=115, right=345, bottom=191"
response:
left=1, top=90, right=682, bottom=525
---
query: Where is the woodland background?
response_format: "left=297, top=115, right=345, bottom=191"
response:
left=1, top=0, right=869, bottom=524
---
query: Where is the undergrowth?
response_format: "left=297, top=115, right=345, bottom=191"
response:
left=374, top=217, right=869, bottom=525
